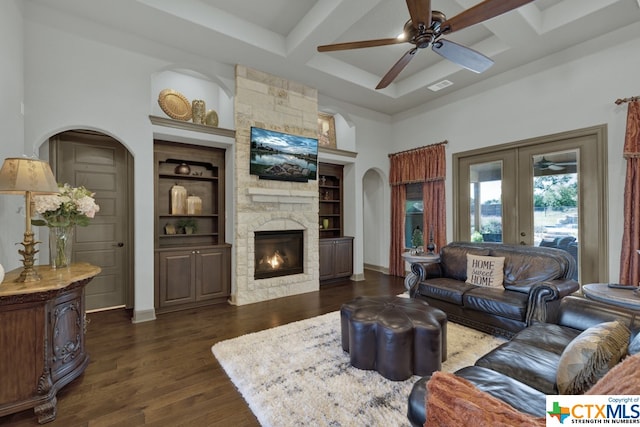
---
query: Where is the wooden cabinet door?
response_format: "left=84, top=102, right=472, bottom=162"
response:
left=158, top=250, right=195, bottom=308
left=318, top=240, right=335, bottom=281
left=333, top=239, right=353, bottom=278
left=195, top=247, right=230, bottom=301
left=49, top=288, right=85, bottom=383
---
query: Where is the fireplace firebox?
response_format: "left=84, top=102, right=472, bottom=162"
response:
left=254, top=230, right=304, bottom=279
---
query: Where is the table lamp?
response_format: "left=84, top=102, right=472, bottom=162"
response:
left=0, top=157, right=59, bottom=282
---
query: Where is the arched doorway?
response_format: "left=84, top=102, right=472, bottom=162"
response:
left=48, top=130, right=134, bottom=311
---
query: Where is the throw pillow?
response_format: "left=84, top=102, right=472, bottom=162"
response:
left=586, top=353, right=640, bottom=394
left=628, top=333, right=640, bottom=356
left=465, top=254, right=505, bottom=287
left=425, top=371, right=546, bottom=427
left=556, top=320, right=630, bottom=394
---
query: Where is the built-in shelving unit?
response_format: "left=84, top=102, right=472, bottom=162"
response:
left=319, top=162, right=344, bottom=238
left=154, top=140, right=230, bottom=313
left=318, top=162, right=353, bottom=281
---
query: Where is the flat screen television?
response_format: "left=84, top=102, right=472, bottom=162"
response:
left=249, top=126, right=318, bottom=182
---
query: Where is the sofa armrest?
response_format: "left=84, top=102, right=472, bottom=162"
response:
left=525, top=279, right=580, bottom=325
left=408, top=262, right=443, bottom=297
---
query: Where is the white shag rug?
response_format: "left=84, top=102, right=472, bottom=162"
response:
left=212, top=310, right=506, bottom=427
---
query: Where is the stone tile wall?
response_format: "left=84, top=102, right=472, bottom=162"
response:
left=233, top=65, right=319, bottom=305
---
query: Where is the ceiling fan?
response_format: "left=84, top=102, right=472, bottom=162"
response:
left=534, top=157, right=577, bottom=171
left=317, top=0, right=536, bottom=89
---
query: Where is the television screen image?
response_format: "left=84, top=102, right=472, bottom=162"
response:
left=250, top=127, right=318, bottom=181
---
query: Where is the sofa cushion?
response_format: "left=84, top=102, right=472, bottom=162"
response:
left=418, top=278, right=476, bottom=305
left=556, top=320, right=630, bottom=394
left=475, top=339, right=562, bottom=394
left=454, top=366, right=547, bottom=417
left=489, top=246, right=572, bottom=289
left=440, top=245, right=490, bottom=281
left=508, top=323, right=582, bottom=355
left=425, top=371, right=545, bottom=427
left=465, top=254, right=505, bottom=287
left=463, top=287, right=528, bottom=321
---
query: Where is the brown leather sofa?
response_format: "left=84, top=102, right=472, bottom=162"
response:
left=407, top=295, right=640, bottom=426
left=408, top=241, right=580, bottom=338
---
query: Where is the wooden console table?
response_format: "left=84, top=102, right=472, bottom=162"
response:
left=0, top=263, right=101, bottom=424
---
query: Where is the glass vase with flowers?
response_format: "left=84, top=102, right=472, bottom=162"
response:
left=31, top=183, right=100, bottom=268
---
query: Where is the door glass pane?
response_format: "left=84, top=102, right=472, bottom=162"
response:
left=469, top=161, right=503, bottom=243
left=532, top=151, right=579, bottom=279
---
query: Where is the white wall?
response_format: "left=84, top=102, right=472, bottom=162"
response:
left=0, top=1, right=26, bottom=270
left=17, top=10, right=236, bottom=321
left=391, top=23, right=640, bottom=282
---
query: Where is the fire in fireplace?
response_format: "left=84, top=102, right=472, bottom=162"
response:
left=254, top=230, right=303, bottom=279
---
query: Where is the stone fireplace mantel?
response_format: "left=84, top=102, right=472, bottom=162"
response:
left=246, top=187, right=317, bottom=204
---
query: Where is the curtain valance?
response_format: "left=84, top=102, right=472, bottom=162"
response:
left=389, top=142, right=446, bottom=185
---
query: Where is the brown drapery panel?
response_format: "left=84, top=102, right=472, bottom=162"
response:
left=390, top=185, right=406, bottom=276
left=423, top=180, right=446, bottom=253
left=620, top=100, right=640, bottom=286
left=389, top=142, right=446, bottom=276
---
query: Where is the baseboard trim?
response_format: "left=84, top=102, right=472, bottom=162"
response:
left=364, top=263, right=389, bottom=275
left=131, top=309, right=156, bottom=324
left=350, top=272, right=365, bottom=281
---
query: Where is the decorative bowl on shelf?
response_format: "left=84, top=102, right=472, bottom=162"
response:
left=174, top=163, right=191, bottom=175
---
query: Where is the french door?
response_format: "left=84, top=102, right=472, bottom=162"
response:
left=453, top=126, right=608, bottom=285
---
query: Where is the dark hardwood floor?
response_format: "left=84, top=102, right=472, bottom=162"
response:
left=1, top=271, right=405, bottom=427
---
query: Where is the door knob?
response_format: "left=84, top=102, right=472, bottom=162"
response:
left=113, top=242, right=124, bottom=247
left=520, top=232, right=526, bottom=237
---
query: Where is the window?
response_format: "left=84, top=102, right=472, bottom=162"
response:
left=405, top=183, right=423, bottom=248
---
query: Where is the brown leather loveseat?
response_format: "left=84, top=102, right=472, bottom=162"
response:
left=408, top=241, right=580, bottom=338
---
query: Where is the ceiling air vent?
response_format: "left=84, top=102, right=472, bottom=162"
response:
left=428, top=80, right=453, bottom=92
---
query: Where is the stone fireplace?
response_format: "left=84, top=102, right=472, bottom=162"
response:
left=232, top=65, right=320, bottom=305
left=254, top=230, right=303, bottom=279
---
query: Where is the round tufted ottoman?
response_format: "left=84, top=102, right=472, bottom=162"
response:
left=340, top=295, right=447, bottom=381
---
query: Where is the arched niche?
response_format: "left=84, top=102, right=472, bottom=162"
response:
left=151, top=68, right=234, bottom=130
left=318, top=108, right=356, bottom=152
left=362, top=167, right=388, bottom=271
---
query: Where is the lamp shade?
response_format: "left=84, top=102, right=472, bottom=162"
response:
left=0, top=157, right=59, bottom=195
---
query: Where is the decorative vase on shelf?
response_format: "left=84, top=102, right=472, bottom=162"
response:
left=49, top=226, right=74, bottom=269
left=322, top=218, right=329, bottom=230
left=171, top=184, right=187, bottom=215
left=174, top=163, right=191, bottom=175
left=187, top=195, right=202, bottom=215
left=192, top=100, right=206, bottom=124
left=426, top=227, right=436, bottom=255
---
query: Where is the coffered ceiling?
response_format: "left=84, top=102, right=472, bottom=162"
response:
left=26, top=0, right=640, bottom=115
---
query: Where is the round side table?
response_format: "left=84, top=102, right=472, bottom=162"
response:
left=582, top=283, right=640, bottom=310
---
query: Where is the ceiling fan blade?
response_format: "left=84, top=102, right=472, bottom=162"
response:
left=317, top=38, right=405, bottom=52
left=441, top=0, right=535, bottom=34
left=376, top=48, right=418, bottom=89
left=406, top=0, right=431, bottom=29
left=432, top=39, right=494, bottom=73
